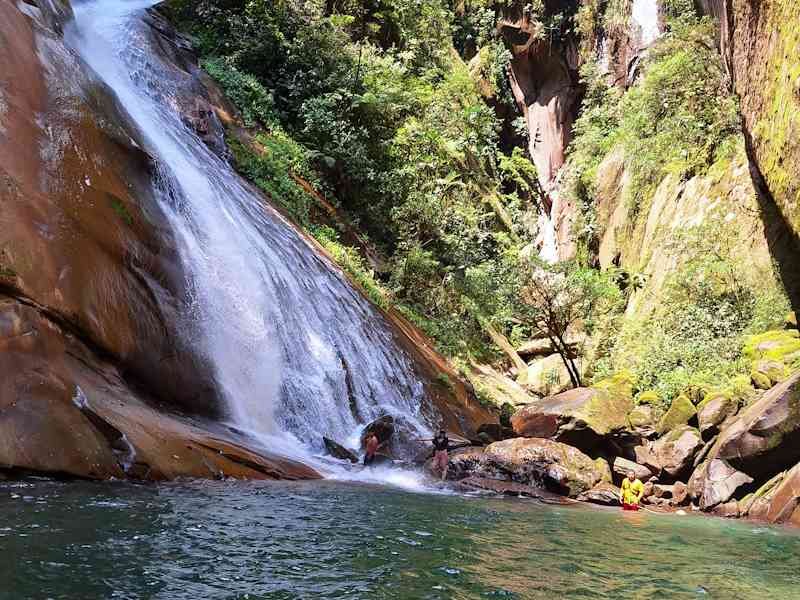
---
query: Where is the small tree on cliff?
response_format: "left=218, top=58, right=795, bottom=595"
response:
left=519, top=261, right=621, bottom=388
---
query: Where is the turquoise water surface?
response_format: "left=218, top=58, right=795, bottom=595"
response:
left=1, top=478, right=798, bottom=599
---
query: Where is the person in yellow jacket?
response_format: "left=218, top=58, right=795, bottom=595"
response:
left=620, top=470, right=645, bottom=511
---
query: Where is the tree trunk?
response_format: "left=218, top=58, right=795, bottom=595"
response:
left=550, top=334, right=581, bottom=388
left=481, top=319, right=528, bottom=373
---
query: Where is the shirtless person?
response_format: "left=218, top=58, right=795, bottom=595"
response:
left=363, top=433, right=382, bottom=466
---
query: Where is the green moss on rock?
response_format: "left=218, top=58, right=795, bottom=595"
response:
left=638, top=390, right=660, bottom=405
left=751, top=370, right=773, bottom=391
left=656, top=394, right=696, bottom=435
left=743, top=329, right=800, bottom=362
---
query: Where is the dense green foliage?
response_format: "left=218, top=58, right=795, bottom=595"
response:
left=166, top=0, right=569, bottom=361
left=166, top=0, right=793, bottom=407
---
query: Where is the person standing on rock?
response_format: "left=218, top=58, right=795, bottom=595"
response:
left=432, top=428, right=450, bottom=481
left=620, top=470, right=645, bottom=511
left=363, top=433, right=381, bottom=466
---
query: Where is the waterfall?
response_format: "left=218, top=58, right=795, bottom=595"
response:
left=63, top=0, right=435, bottom=457
left=632, top=0, right=661, bottom=48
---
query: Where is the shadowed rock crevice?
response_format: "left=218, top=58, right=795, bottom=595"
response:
left=743, top=132, right=800, bottom=323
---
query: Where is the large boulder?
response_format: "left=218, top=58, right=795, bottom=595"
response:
left=511, top=375, right=635, bottom=452
left=656, top=395, right=697, bottom=435
left=637, top=426, right=704, bottom=479
left=361, top=415, right=395, bottom=447
left=517, top=354, right=574, bottom=396
left=448, top=438, right=601, bottom=497
left=695, top=459, right=754, bottom=510
left=612, top=457, right=654, bottom=482
left=697, top=393, right=738, bottom=437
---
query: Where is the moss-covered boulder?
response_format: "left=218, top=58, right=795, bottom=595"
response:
left=751, top=359, right=788, bottom=388
left=595, top=457, right=613, bottom=484
left=448, top=438, right=601, bottom=497
left=638, top=390, right=661, bottom=405
left=628, top=404, right=659, bottom=429
left=511, top=374, right=635, bottom=452
left=656, top=394, right=696, bottom=435
left=691, top=373, right=800, bottom=510
left=517, top=354, right=573, bottom=396
left=751, top=370, right=773, bottom=391
left=744, top=329, right=800, bottom=362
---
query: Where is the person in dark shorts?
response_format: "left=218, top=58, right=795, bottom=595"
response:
left=432, top=429, right=450, bottom=480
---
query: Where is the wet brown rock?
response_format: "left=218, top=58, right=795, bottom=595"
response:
left=1, top=0, right=220, bottom=416
left=0, top=0, right=493, bottom=482
left=323, top=437, right=358, bottom=464
left=449, top=437, right=600, bottom=497
left=0, top=299, right=318, bottom=481
left=578, top=482, right=621, bottom=506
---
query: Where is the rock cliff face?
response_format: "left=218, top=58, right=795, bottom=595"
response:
left=0, top=0, right=489, bottom=480
left=499, top=0, right=662, bottom=262
left=0, top=0, right=320, bottom=479
left=498, top=1, right=582, bottom=261
left=697, top=0, right=800, bottom=309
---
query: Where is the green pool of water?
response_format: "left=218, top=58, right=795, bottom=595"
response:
left=0, top=478, right=798, bottom=599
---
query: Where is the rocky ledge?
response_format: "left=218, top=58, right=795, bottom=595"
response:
left=444, top=357, right=800, bottom=527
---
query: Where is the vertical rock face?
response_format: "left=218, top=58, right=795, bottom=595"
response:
left=498, top=2, right=582, bottom=261
left=1, top=0, right=220, bottom=415
left=498, top=1, right=662, bottom=262
left=498, top=2, right=581, bottom=192
left=697, top=0, right=800, bottom=308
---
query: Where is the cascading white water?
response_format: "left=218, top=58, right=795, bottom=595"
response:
left=63, top=0, right=436, bottom=462
left=632, top=0, right=661, bottom=48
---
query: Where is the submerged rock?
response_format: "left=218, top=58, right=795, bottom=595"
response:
left=455, top=476, right=567, bottom=502
left=449, top=438, right=601, bottom=497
